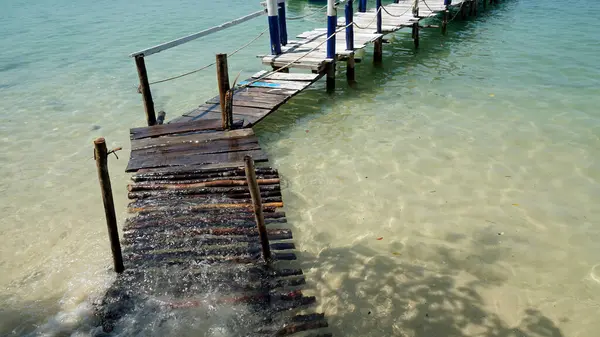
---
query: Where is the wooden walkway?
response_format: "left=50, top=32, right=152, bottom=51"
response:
left=262, top=0, right=461, bottom=71
left=100, top=124, right=331, bottom=336
left=96, top=0, right=504, bottom=334
left=169, top=72, right=322, bottom=126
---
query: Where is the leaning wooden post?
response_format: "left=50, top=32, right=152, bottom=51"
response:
left=134, top=55, right=156, bottom=126
left=277, top=0, right=288, bottom=46
left=216, top=54, right=232, bottom=130
left=93, top=138, right=124, bottom=274
left=483, top=0, right=487, bottom=10
left=345, top=0, right=356, bottom=83
left=412, top=22, right=420, bottom=49
left=267, top=0, right=282, bottom=55
left=474, top=0, right=478, bottom=16
left=244, top=156, right=272, bottom=264
left=359, top=0, right=367, bottom=12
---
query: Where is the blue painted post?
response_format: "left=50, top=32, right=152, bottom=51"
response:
left=359, top=0, right=367, bottom=12
left=327, top=0, right=336, bottom=60
left=345, top=0, right=354, bottom=51
left=277, top=0, right=288, bottom=46
left=376, top=0, right=382, bottom=34
left=267, top=0, right=282, bottom=55
left=326, top=0, right=337, bottom=92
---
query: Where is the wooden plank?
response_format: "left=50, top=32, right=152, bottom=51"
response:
left=131, top=129, right=255, bottom=151
left=132, top=137, right=260, bottom=157
left=251, top=70, right=319, bottom=82
left=185, top=104, right=272, bottom=119
left=130, top=119, right=241, bottom=140
left=126, top=149, right=268, bottom=172
left=237, top=86, right=299, bottom=97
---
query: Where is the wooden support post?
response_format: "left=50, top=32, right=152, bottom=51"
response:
left=412, top=22, right=420, bottom=49
left=373, top=37, right=383, bottom=64
left=244, top=156, right=272, bottom=265
left=277, top=0, right=288, bottom=46
left=484, top=0, right=487, bottom=10
left=93, top=138, right=124, bottom=274
left=346, top=54, right=356, bottom=83
left=461, top=2, right=468, bottom=19
left=442, top=9, right=448, bottom=35
left=216, top=54, right=232, bottom=130
left=134, top=55, right=156, bottom=126
left=326, top=61, right=336, bottom=93
left=471, top=0, right=477, bottom=16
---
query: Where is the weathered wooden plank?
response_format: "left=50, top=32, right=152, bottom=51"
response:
left=131, top=128, right=256, bottom=151
left=130, top=119, right=242, bottom=140
left=132, top=137, right=260, bottom=158
left=126, top=149, right=268, bottom=172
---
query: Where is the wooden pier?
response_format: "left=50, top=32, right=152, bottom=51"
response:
left=94, top=0, right=505, bottom=335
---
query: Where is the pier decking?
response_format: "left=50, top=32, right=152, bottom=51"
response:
left=94, top=0, right=505, bottom=335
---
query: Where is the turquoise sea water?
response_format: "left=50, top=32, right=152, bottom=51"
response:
left=1, top=0, right=599, bottom=336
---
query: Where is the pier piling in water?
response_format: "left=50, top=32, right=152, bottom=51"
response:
left=267, top=0, right=282, bottom=55
left=93, top=138, right=124, bottom=274
left=277, top=0, right=288, bottom=46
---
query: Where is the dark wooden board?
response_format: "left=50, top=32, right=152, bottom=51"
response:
left=126, top=149, right=268, bottom=172
left=132, top=137, right=260, bottom=157
left=130, top=119, right=243, bottom=140
left=131, top=129, right=256, bottom=151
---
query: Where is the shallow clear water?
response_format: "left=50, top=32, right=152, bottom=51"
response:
left=1, top=0, right=599, bottom=336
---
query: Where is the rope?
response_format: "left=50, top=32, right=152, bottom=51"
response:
left=239, top=18, right=363, bottom=90
left=380, top=2, right=414, bottom=18
left=287, top=4, right=328, bottom=20
left=148, top=28, right=268, bottom=86
left=351, top=6, right=383, bottom=30
left=239, top=6, right=382, bottom=89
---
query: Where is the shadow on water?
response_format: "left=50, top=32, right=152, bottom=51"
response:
left=296, top=232, right=565, bottom=337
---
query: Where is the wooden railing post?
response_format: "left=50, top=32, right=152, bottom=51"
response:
left=134, top=55, right=156, bottom=126
left=93, top=138, right=124, bottom=274
left=216, top=53, right=232, bottom=130
left=244, top=156, right=272, bottom=264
